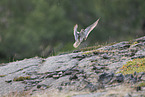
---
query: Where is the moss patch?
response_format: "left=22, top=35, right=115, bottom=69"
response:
left=80, top=45, right=102, bottom=52
left=13, top=76, right=31, bottom=81
left=0, top=75, right=6, bottom=77
left=131, top=41, right=138, bottom=45
left=82, top=51, right=94, bottom=55
left=117, top=58, right=145, bottom=75
left=137, top=82, right=145, bottom=87
left=82, top=49, right=112, bottom=55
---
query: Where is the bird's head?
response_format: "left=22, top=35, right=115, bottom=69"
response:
left=80, top=29, right=84, bottom=33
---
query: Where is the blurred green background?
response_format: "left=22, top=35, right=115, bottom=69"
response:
left=0, top=0, right=145, bottom=63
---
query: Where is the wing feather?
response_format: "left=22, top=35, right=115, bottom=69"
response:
left=84, top=18, right=100, bottom=40
left=74, top=24, right=78, bottom=41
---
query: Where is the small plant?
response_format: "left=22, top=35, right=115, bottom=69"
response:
left=13, top=76, right=31, bottom=81
left=82, top=51, right=93, bottom=55
left=131, top=41, right=138, bottom=45
left=82, top=49, right=112, bottom=55
left=0, top=75, right=6, bottom=77
left=137, top=82, right=145, bottom=87
left=117, top=58, right=145, bottom=74
left=80, top=45, right=102, bottom=52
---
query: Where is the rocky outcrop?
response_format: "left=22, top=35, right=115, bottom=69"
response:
left=1, top=36, right=145, bottom=97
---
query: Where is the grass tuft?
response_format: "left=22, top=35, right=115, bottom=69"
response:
left=0, top=75, right=6, bottom=77
left=13, top=76, right=31, bottom=81
left=117, top=58, right=145, bottom=74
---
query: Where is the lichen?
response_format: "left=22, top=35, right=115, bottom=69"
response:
left=13, top=76, right=31, bottom=81
left=117, top=58, right=145, bottom=75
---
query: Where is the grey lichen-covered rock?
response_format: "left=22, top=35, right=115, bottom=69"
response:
left=38, top=53, right=80, bottom=73
left=0, top=57, right=42, bottom=75
left=1, top=36, right=145, bottom=97
left=0, top=57, right=43, bottom=96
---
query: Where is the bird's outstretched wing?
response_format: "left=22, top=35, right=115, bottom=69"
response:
left=84, top=18, right=100, bottom=40
left=74, top=24, right=78, bottom=41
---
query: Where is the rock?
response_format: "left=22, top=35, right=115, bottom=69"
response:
left=135, top=86, right=142, bottom=91
left=63, top=70, right=72, bottom=75
left=115, top=73, right=124, bottom=83
left=1, top=36, right=145, bottom=97
left=57, top=71, right=63, bottom=75
left=98, top=41, right=130, bottom=50
left=91, top=65, right=109, bottom=73
left=102, top=53, right=110, bottom=59
left=98, top=66, right=108, bottom=70
left=106, top=73, right=124, bottom=84
left=69, top=74, right=78, bottom=80
left=52, top=75, right=60, bottom=79
left=131, top=55, right=145, bottom=59
left=84, top=83, right=98, bottom=92
left=5, top=80, right=12, bottom=83
left=45, top=73, right=54, bottom=78
left=124, top=74, right=138, bottom=83
left=111, top=41, right=130, bottom=49
left=38, top=53, right=79, bottom=73
left=61, top=82, right=71, bottom=86
left=95, top=70, right=104, bottom=73
left=124, top=93, right=132, bottom=97
left=30, top=75, right=39, bottom=80
left=135, top=36, right=145, bottom=43
left=37, top=84, right=48, bottom=89
left=72, top=54, right=87, bottom=60
left=23, top=79, right=41, bottom=84
left=130, top=43, right=143, bottom=48
left=37, top=85, right=41, bottom=89
left=0, top=57, right=42, bottom=76
left=72, top=92, right=106, bottom=97
left=36, top=78, right=55, bottom=88
left=57, top=86, right=63, bottom=91
left=72, top=50, right=80, bottom=53
left=124, top=52, right=135, bottom=57
left=91, top=65, right=97, bottom=70
left=141, top=75, right=145, bottom=80
left=0, top=82, right=26, bottom=96
left=98, top=72, right=114, bottom=84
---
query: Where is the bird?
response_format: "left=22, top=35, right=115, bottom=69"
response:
left=73, top=18, right=100, bottom=48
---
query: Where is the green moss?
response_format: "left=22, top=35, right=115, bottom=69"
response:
left=82, top=49, right=112, bottom=55
left=13, top=76, right=31, bottom=81
left=137, top=82, right=145, bottom=87
left=82, top=51, right=93, bottom=55
left=131, top=41, right=138, bottom=45
left=66, top=96, right=71, bottom=97
left=0, top=75, right=6, bottom=77
left=117, top=58, right=145, bottom=75
left=80, top=45, right=102, bottom=52
left=20, top=68, right=23, bottom=70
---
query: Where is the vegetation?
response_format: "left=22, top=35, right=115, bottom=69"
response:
left=0, top=75, right=6, bottom=77
left=137, top=82, right=145, bottom=87
left=0, top=0, right=145, bottom=63
left=117, top=58, right=145, bottom=75
left=13, top=76, right=31, bottom=81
